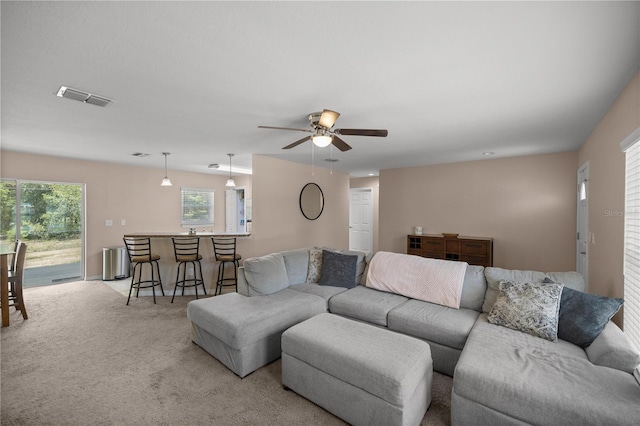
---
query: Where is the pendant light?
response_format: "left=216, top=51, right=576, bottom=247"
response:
left=161, top=152, right=172, bottom=186
left=225, top=153, right=236, bottom=187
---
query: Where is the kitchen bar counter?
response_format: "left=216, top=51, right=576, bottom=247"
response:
left=118, top=232, right=249, bottom=297
left=123, top=232, right=250, bottom=238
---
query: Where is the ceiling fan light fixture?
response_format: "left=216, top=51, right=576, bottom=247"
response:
left=312, top=134, right=332, bottom=148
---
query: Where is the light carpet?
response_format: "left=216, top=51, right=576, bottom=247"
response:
left=1, top=281, right=452, bottom=425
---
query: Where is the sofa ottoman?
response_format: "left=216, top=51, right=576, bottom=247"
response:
left=282, top=313, right=433, bottom=426
left=187, top=289, right=326, bottom=378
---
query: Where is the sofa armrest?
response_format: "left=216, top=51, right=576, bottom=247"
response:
left=237, top=266, right=250, bottom=296
left=585, top=321, right=640, bottom=374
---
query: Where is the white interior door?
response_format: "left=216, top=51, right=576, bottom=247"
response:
left=577, top=162, right=589, bottom=288
left=349, top=188, right=373, bottom=252
left=225, top=188, right=246, bottom=233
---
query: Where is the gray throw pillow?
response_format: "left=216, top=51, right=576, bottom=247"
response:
left=319, top=249, right=358, bottom=289
left=487, top=280, right=564, bottom=342
left=557, top=286, right=623, bottom=348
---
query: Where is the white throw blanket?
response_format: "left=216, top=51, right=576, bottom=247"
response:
left=366, top=251, right=467, bottom=309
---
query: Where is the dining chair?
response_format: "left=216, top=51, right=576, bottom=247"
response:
left=7, top=240, right=28, bottom=320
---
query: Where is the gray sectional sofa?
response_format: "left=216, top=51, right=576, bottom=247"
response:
left=187, top=247, right=640, bottom=425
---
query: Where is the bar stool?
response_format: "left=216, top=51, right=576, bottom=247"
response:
left=7, top=240, right=28, bottom=320
left=212, top=237, right=241, bottom=295
left=171, top=237, right=206, bottom=303
left=123, top=237, right=164, bottom=305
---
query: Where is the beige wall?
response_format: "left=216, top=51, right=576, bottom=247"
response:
left=349, top=177, right=380, bottom=252
left=0, top=151, right=349, bottom=280
left=0, top=150, right=251, bottom=279
left=578, top=70, right=640, bottom=304
left=242, top=155, right=350, bottom=257
left=379, top=151, right=579, bottom=272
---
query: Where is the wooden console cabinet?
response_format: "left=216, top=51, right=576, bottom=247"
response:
left=407, top=234, right=493, bottom=267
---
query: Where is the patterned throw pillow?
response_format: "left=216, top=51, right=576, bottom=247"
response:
left=306, top=249, right=322, bottom=283
left=487, top=280, right=564, bottom=342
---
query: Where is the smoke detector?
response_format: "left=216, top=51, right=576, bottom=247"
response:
left=56, top=86, right=115, bottom=107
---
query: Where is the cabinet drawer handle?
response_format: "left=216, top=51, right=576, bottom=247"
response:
left=465, top=243, right=482, bottom=248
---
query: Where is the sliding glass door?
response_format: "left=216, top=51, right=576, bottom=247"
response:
left=0, top=179, right=84, bottom=287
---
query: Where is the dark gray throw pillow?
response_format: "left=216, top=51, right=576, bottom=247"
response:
left=558, top=286, right=623, bottom=348
left=319, top=249, right=358, bottom=289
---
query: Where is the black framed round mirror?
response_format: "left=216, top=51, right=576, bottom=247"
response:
left=299, top=183, right=324, bottom=220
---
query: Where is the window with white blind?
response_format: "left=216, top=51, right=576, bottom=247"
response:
left=181, top=187, right=214, bottom=227
left=622, top=127, right=640, bottom=351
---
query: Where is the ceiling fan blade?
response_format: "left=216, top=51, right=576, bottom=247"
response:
left=335, top=128, right=388, bottom=137
left=258, top=125, right=312, bottom=133
left=318, top=110, right=340, bottom=129
left=282, top=136, right=311, bottom=150
left=331, top=135, right=352, bottom=152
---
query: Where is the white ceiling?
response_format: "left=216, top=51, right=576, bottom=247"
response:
left=2, top=1, right=639, bottom=177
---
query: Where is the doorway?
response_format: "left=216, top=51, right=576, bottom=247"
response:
left=349, top=188, right=373, bottom=252
left=0, top=179, right=85, bottom=287
left=577, top=162, right=589, bottom=288
left=225, top=187, right=247, bottom=233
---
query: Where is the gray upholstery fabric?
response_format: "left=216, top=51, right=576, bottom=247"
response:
left=328, top=286, right=409, bottom=326
left=459, top=265, right=486, bottom=311
left=388, top=299, right=480, bottom=350
left=187, top=290, right=326, bottom=349
left=281, top=248, right=310, bottom=285
left=243, top=252, right=289, bottom=295
left=482, top=267, right=547, bottom=313
left=190, top=322, right=282, bottom=378
left=453, top=314, right=640, bottom=425
left=482, top=267, right=585, bottom=313
left=282, top=353, right=430, bottom=426
left=585, top=321, right=640, bottom=374
left=289, top=283, right=348, bottom=305
left=282, top=313, right=432, bottom=425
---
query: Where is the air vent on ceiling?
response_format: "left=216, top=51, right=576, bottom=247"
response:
left=56, top=86, right=115, bottom=107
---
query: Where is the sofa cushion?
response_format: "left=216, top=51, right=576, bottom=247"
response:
left=281, top=248, right=310, bottom=285
left=482, top=267, right=546, bottom=313
left=482, top=267, right=585, bottom=313
left=328, top=286, right=409, bottom=327
left=585, top=321, right=640, bottom=374
left=460, top=265, right=486, bottom=311
left=454, top=314, right=640, bottom=426
left=319, top=249, right=359, bottom=289
left=487, top=280, right=563, bottom=342
left=388, top=299, right=480, bottom=350
left=558, top=286, right=623, bottom=348
left=186, top=289, right=326, bottom=349
left=289, top=282, right=348, bottom=304
left=243, top=252, right=289, bottom=296
left=306, top=249, right=322, bottom=283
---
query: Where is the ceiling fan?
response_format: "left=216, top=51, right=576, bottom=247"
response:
left=258, top=109, right=388, bottom=152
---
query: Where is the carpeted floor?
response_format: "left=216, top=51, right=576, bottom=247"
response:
left=1, top=281, right=452, bottom=425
